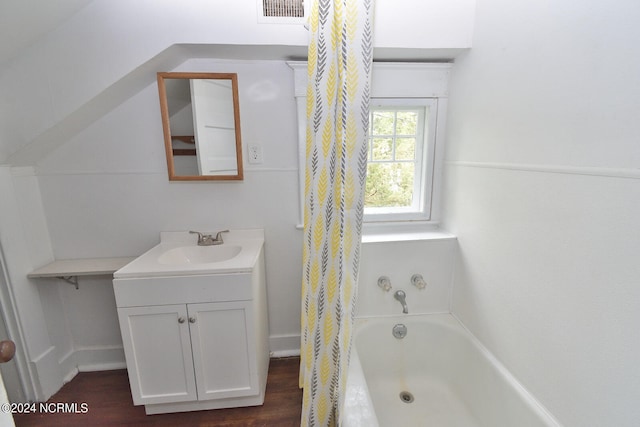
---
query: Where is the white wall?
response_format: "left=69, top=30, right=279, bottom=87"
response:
left=36, top=59, right=304, bottom=358
left=357, top=235, right=457, bottom=317
left=0, top=0, right=477, bottom=403
left=0, top=167, right=63, bottom=400
left=443, top=1, right=640, bottom=426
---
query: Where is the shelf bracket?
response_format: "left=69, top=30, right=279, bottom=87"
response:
left=56, top=276, right=79, bottom=290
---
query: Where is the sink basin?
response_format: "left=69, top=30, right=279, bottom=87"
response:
left=157, top=245, right=242, bottom=266
left=114, top=230, right=265, bottom=278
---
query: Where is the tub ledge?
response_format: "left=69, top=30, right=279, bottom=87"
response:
left=343, top=347, right=379, bottom=427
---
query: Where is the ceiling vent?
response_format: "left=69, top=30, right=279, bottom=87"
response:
left=258, top=0, right=306, bottom=23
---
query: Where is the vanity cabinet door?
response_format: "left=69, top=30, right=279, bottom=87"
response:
left=118, top=305, right=197, bottom=405
left=187, top=301, right=258, bottom=400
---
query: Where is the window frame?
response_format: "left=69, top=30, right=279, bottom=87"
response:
left=288, top=61, right=451, bottom=230
left=364, top=98, right=438, bottom=222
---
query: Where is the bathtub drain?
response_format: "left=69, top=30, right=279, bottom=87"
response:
left=392, top=323, right=407, bottom=339
left=399, top=391, right=414, bottom=403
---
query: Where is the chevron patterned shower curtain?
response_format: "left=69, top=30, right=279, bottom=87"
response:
left=300, top=0, right=374, bottom=425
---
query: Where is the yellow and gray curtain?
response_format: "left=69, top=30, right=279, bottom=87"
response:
left=300, top=0, right=374, bottom=425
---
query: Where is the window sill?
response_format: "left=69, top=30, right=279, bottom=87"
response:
left=295, top=221, right=456, bottom=243
left=361, top=221, right=456, bottom=243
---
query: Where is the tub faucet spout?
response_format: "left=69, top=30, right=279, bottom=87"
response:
left=394, top=290, right=408, bottom=314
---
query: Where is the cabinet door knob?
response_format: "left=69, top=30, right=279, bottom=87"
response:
left=178, top=316, right=186, bottom=324
left=189, top=317, right=196, bottom=323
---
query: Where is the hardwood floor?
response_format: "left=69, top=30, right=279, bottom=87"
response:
left=14, top=357, right=302, bottom=427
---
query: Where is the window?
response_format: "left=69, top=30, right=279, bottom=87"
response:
left=365, top=98, right=437, bottom=222
left=288, top=61, right=450, bottom=229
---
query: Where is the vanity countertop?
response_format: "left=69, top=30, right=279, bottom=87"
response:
left=113, top=229, right=264, bottom=279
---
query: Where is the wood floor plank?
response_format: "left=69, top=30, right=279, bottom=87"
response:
left=13, top=357, right=302, bottom=427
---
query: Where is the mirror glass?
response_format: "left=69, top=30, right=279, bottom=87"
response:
left=157, top=72, right=243, bottom=181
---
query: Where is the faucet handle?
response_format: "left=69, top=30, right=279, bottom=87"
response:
left=212, top=230, right=229, bottom=245
left=190, top=230, right=214, bottom=245
left=215, top=230, right=229, bottom=239
left=377, top=276, right=392, bottom=292
left=411, top=274, right=427, bottom=290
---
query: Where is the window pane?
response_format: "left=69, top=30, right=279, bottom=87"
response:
left=371, top=111, right=395, bottom=135
left=395, top=138, right=416, bottom=160
left=371, top=138, right=393, bottom=161
left=365, top=163, right=415, bottom=208
left=396, top=111, right=418, bottom=135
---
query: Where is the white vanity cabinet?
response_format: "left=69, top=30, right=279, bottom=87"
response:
left=113, top=241, right=269, bottom=415
left=117, top=304, right=198, bottom=405
left=117, top=300, right=258, bottom=405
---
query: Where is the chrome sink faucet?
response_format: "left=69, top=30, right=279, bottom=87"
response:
left=394, top=290, right=409, bottom=314
left=190, top=230, right=229, bottom=246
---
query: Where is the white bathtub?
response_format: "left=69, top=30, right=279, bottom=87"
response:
left=344, top=314, right=560, bottom=427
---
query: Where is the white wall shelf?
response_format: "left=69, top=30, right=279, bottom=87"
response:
left=28, top=257, right=135, bottom=289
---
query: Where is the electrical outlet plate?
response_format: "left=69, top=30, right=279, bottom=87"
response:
left=248, top=145, right=263, bottom=164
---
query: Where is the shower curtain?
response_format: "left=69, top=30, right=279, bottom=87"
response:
left=299, top=0, right=374, bottom=425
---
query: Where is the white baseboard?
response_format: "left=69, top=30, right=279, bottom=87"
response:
left=41, top=338, right=297, bottom=403
left=74, top=345, right=126, bottom=372
left=31, top=346, right=63, bottom=401
left=269, top=333, right=300, bottom=358
left=271, top=349, right=301, bottom=358
left=58, top=345, right=126, bottom=385
left=58, top=348, right=77, bottom=384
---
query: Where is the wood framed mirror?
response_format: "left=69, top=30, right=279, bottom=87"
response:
left=157, top=72, right=243, bottom=181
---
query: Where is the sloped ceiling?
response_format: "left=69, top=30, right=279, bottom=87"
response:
left=0, top=1, right=312, bottom=166
left=0, top=0, right=94, bottom=65
left=4, top=44, right=309, bottom=166
left=0, top=0, right=472, bottom=167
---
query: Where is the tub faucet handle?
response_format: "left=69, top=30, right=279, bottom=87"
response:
left=394, top=290, right=409, bottom=314
left=377, top=276, right=392, bottom=292
left=411, top=274, right=427, bottom=290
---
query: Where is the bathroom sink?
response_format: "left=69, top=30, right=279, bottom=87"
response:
left=157, top=245, right=242, bottom=265
left=113, top=229, right=265, bottom=278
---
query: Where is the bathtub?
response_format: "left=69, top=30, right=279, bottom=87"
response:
left=343, top=314, right=560, bottom=427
